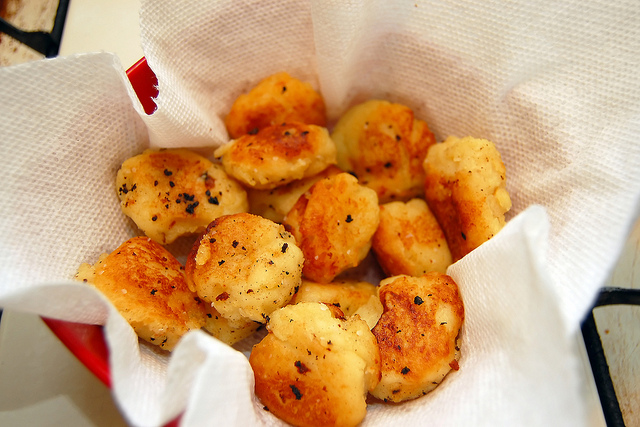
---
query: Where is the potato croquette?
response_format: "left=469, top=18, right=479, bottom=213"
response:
left=250, top=302, right=381, bottom=427
left=185, top=213, right=303, bottom=327
left=214, top=122, right=337, bottom=190
left=370, top=273, right=464, bottom=402
left=423, top=136, right=512, bottom=261
left=75, top=237, right=206, bottom=351
left=284, top=173, right=380, bottom=283
left=290, top=278, right=383, bottom=329
left=225, top=72, right=327, bottom=139
left=372, top=198, right=452, bottom=276
left=247, top=165, right=343, bottom=223
left=202, top=304, right=261, bottom=346
left=331, top=100, right=436, bottom=203
left=116, top=148, right=248, bottom=245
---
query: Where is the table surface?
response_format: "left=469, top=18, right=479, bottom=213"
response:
left=0, top=1, right=637, bottom=425
left=0, top=1, right=141, bottom=425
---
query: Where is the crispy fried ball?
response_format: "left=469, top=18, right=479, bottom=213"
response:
left=372, top=198, right=452, bottom=276
left=75, top=237, right=206, bottom=351
left=185, top=213, right=303, bottom=327
left=201, top=304, right=261, bottom=346
left=370, top=273, right=464, bottom=402
left=423, top=136, right=512, bottom=261
left=214, top=122, right=337, bottom=190
left=250, top=302, right=381, bottom=427
left=331, top=100, right=436, bottom=203
left=116, top=148, right=248, bottom=245
left=290, top=278, right=383, bottom=329
left=247, top=165, right=343, bottom=223
left=284, top=173, right=380, bottom=284
left=225, top=72, right=327, bottom=139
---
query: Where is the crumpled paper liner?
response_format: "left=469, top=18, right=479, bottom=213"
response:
left=1, top=0, right=640, bottom=425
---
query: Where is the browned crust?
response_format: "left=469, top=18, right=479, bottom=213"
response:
left=284, top=173, right=379, bottom=283
left=225, top=72, right=326, bottom=139
left=371, top=273, right=464, bottom=402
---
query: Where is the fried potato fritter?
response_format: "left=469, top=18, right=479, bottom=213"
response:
left=225, top=72, right=327, bottom=139
left=214, top=122, right=337, bottom=190
left=201, top=304, right=261, bottom=346
left=284, top=173, right=380, bottom=283
left=372, top=198, right=452, bottom=276
left=75, top=237, right=206, bottom=351
left=250, top=302, right=381, bottom=427
left=370, top=273, right=464, bottom=402
left=185, top=212, right=303, bottom=327
left=423, top=136, right=512, bottom=261
left=331, top=100, right=436, bottom=203
left=116, top=148, right=248, bottom=245
left=289, top=278, right=383, bottom=329
left=247, top=165, right=343, bottom=223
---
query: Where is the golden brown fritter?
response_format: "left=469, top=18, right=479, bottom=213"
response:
left=225, top=72, right=327, bottom=139
left=331, top=100, right=436, bottom=203
left=184, top=212, right=303, bottom=327
left=372, top=198, right=452, bottom=276
left=283, top=173, right=380, bottom=283
left=214, top=122, right=337, bottom=190
left=423, top=136, right=512, bottom=261
left=289, top=278, right=383, bottom=329
left=75, top=237, right=206, bottom=351
left=247, top=165, right=343, bottom=223
left=201, top=304, right=261, bottom=346
left=116, top=148, right=248, bottom=245
left=370, top=273, right=464, bottom=402
left=250, top=302, right=381, bottom=427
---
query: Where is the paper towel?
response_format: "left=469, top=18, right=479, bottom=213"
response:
left=1, top=0, right=640, bottom=425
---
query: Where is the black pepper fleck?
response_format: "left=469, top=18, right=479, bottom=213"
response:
left=281, top=243, right=289, bottom=253
left=152, top=215, right=158, bottom=221
left=164, top=169, right=173, bottom=176
left=290, top=385, right=303, bottom=400
left=401, top=367, right=410, bottom=375
left=186, top=201, right=199, bottom=214
left=414, top=296, right=424, bottom=305
left=345, top=214, right=353, bottom=223
left=294, top=360, right=310, bottom=374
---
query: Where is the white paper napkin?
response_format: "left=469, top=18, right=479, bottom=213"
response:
left=1, top=0, right=640, bottom=426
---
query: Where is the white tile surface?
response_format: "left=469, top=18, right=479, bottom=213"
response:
left=594, top=217, right=640, bottom=426
left=59, top=0, right=143, bottom=67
